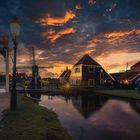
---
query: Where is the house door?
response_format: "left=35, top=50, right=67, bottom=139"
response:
left=88, top=79, right=95, bottom=87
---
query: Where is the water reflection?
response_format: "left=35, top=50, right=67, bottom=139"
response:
left=40, top=95, right=140, bottom=140
left=130, top=101, right=140, bottom=113
left=71, top=95, right=107, bottom=118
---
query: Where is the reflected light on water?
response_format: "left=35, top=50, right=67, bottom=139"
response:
left=40, top=95, right=140, bottom=140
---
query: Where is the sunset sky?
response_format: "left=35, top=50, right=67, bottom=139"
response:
left=0, top=0, right=140, bottom=78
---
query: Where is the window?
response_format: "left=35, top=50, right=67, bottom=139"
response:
left=88, top=79, right=95, bottom=87
left=88, top=66, right=95, bottom=73
left=75, top=67, right=80, bottom=73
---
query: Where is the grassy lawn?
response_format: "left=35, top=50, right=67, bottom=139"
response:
left=95, top=89, right=140, bottom=100
left=0, top=95, right=72, bottom=140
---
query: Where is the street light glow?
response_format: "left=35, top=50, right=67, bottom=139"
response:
left=10, top=17, right=20, bottom=39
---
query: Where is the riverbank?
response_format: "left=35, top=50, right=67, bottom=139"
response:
left=55, top=87, right=140, bottom=100
left=0, top=95, right=72, bottom=140
left=41, top=87, right=140, bottom=100
left=58, top=87, right=140, bottom=100
left=95, top=89, right=140, bottom=100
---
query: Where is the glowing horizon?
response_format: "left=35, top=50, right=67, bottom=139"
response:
left=0, top=0, right=139, bottom=78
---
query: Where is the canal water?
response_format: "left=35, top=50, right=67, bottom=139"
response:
left=39, top=95, right=140, bottom=140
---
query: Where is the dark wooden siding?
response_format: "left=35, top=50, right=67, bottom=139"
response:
left=81, top=65, right=101, bottom=86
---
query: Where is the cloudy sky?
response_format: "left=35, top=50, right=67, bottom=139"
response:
left=0, top=0, right=140, bottom=78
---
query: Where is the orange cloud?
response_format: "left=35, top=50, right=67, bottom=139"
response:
left=76, top=3, right=82, bottom=10
left=17, top=54, right=30, bottom=63
left=89, top=28, right=140, bottom=48
left=42, top=28, right=76, bottom=42
left=47, top=63, right=72, bottom=77
left=104, top=30, right=132, bottom=39
left=104, top=29, right=140, bottom=45
left=46, top=29, right=55, bottom=35
left=88, top=0, right=96, bottom=5
left=89, top=37, right=102, bottom=44
left=86, top=29, right=140, bottom=73
left=36, top=10, right=76, bottom=26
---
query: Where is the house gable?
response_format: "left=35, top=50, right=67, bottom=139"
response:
left=70, top=54, right=114, bottom=87
left=74, top=54, right=101, bottom=67
left=111, top=71, right=140, bottom=85
left=131, top=61, right=140, bottom=72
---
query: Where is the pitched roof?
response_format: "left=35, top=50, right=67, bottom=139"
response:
left=59, top=70, right=71, bottom=78
left=111, top=71, right=140, bottom=81
left=131, top=61, right=140, bottom=68
left=74, top=54, right=100, bottom=66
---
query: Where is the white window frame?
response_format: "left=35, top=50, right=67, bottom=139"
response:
left=88, top=79, right=95, bottom=87
left=88, top=65, right=95, bottom=73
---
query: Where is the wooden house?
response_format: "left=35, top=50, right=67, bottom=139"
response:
left=59, top=67, right=71, bottom=84
left=131, top=61, right=140, bottom=72
left=70, top=54, right=114, bottom=87
left=111, top=61, right=140, bottom=89
left=111, top=71, right=140, bottom=88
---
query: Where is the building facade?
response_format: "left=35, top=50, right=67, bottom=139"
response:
left=111, top=61, right=140, bottom=89
left=131, top=61, right=140, bottom=72
left=59, top=67, right=71, bottom=84
left=70, top=54, right=114, bottom=87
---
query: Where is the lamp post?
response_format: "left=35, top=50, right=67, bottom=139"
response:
left=10, top=17, right=21, bottom=110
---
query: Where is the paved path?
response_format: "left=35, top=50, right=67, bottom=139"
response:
left=0, top=93, right=10, bottom=120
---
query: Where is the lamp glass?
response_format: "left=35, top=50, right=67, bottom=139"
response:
left=10, top=18, right=20, bottom=39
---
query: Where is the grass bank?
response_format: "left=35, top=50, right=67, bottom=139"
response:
left=0, top=95, right=72, bottom=140
left=95, top=89, right=140, bottom=100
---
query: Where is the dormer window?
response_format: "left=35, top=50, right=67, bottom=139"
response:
left=88, top=66, right=95, bottom=73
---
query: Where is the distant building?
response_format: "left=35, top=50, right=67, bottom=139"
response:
left=59, top=67, right=71, bottom=84
left=111, top=71, right=140, bottom=87
left=44, top=78, right=59, bottom=85
left=111, top=61, right=140, bottom=88
left=16, top=72, right=28, bottom=82
left=70, top=54, right=114, bottom=87
left=131, top=61, right=140, bottom=72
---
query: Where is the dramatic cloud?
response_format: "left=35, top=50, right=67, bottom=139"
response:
left=88, top=0, right=96, bottom=5
left=0, top=0, right=140, bottom=77
left=96, top=51, right=140, bottom=73
left=88, top=28, right=140, bottom=56
left=75, top=3, right=82, bottom=10
left=36, top=10, right=76, bottom=26
left=42, top=28, right=76, bottom=42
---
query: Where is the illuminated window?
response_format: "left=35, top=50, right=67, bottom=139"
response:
left=75, top=67, right=80, bottom=73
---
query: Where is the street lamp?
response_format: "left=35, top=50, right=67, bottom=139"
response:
left=10, top=17, right=21, bottom=110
